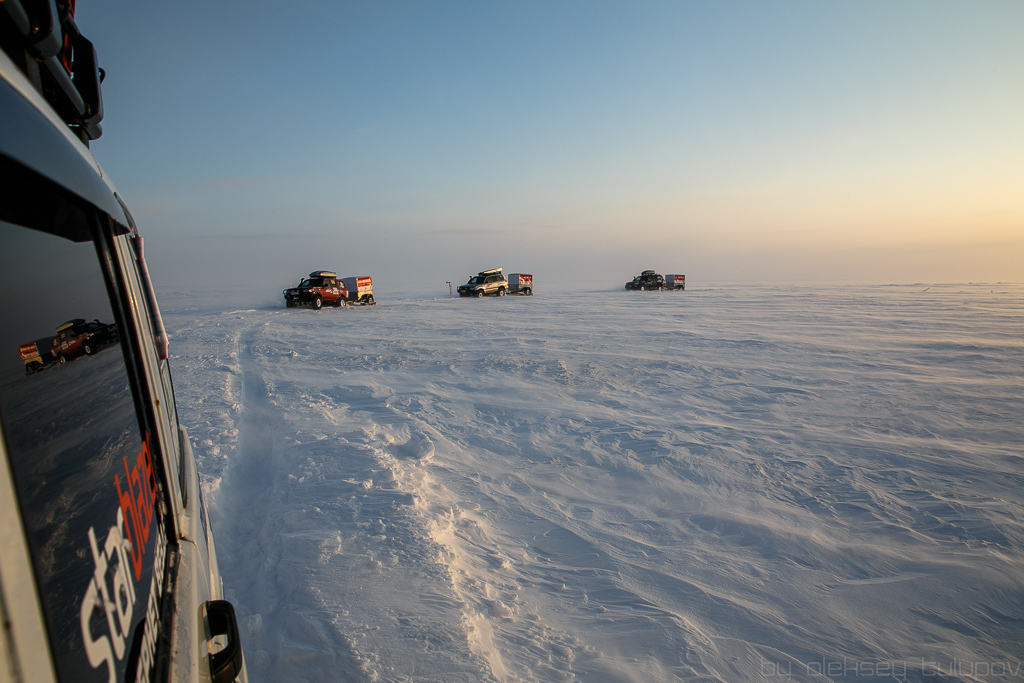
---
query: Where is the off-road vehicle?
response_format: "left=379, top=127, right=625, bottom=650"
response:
left=625, top=270, right=666, bottom=291
left=51, top=318, right=119, bottom=362
left=457, top=268, right=508, bottom=297
left=284, top=270, right=347, bottom=309
left=1, top=3, right=246, bottom=682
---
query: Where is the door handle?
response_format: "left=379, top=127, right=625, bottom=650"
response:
left=206, top=600, right=244, bottom=683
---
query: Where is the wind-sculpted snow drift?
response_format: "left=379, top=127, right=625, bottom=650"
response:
left=161, top=284, right=1024, bottom=683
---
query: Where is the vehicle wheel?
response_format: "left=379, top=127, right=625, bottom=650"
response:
left=525, top=289, right=532, bottom=296
left=475, top=290, right=484, bottom=298
left=286, top=300, right=294, bottom=308
left=58, top=354, right=66, bottom=364
left=26, top=365, right=36, bottom=375
left=659, top=286, right=665, bottom=291
left=365, top=294, right=374, bottom=305
left=313, top=296, right=322, bottom=310
left=84, top=343, right=93, bottom=355
left=498, top=288, right=506, bottom=296
left=639, top=285, right=645, bottom=291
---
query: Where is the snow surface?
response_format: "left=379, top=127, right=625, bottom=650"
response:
left=160, top=283, right=1024, bottom=683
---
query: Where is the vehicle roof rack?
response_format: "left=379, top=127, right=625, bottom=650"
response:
left=0, top=0, right=104, bottom=143
left=479, top=267, right=503, bottom=275
left=55, top=318, right=86, bottom=332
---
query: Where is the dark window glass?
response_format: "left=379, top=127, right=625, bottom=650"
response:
left=111, top=234, right=182, bottom=506
left=0, top=218, right=168, bottom=683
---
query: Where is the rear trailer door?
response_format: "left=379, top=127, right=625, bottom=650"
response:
left=0, top=171, right=175, bottom=682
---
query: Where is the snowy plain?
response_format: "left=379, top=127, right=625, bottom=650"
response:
left=159, top=282, right=1024, bottom=683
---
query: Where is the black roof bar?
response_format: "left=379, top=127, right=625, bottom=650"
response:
left=1, top=0, right=104, bottom=142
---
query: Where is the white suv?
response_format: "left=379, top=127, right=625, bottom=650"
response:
left=457, top=267, right=508, bottom=297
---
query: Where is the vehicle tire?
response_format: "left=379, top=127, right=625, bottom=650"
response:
left=639, top=285, right=645, bottom=291
left=365, top=294, right=374, bottom=305
left=498, top=288, right=506, bottom=296
left=659, top=286, right=665, bottom=291
left=58, top=354, right=66, bottom=364
left=313, top=296, right=322, bottom=310
left=84, top=343, right=93, bottom=355
left=525, top=289, right=532, bottom=296
left=475, top=290, right=484, bottom=298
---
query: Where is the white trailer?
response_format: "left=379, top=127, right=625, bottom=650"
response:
left=507, top=273, right=533, bottom=295
left=665, top=274, right=686, bottom=290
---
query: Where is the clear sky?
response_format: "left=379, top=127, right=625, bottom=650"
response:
left=78, top=1, right=1023, bottom=291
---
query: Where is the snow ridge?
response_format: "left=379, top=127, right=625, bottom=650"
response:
left=162, top=284, right=1024, bottom=683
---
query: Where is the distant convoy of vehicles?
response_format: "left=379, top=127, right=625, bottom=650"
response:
left=282, top=267, right=684, bottom=308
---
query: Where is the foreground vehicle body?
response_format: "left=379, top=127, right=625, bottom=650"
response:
left=284, top=270, right=347, bottom=309
left=457, top=267, right=508, bottom=297
left=1, top=3, right=245, bottom=682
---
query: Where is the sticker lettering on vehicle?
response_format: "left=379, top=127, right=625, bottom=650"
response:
left=79, top=433, right=166, bottom=683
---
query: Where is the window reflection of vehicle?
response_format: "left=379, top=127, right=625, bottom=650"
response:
left=51, top=318, right=119, bottom=363
left=0, top=219, right=162, bottom=683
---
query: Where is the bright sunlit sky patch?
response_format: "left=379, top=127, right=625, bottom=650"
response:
left=80, top=1, right=1023, bottom=290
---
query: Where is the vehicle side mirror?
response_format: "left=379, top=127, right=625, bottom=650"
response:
left=206, top=600, right=244, bottom=683
left=71, top=33, right=104, bottom=139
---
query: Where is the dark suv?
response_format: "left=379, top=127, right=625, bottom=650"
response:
left=1, top=4, right=245, bottom=682
left=625, top=270, right=666, bottom=291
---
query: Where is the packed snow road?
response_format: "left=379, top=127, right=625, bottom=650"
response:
left=160, top=284, right=1024, bottom=683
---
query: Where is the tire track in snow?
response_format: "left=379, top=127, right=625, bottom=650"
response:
left=235, top=323, right=277, bottom=491
left=216, top=320, right=371, bottom=681
left=217, top=320, right=292, bottom=674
